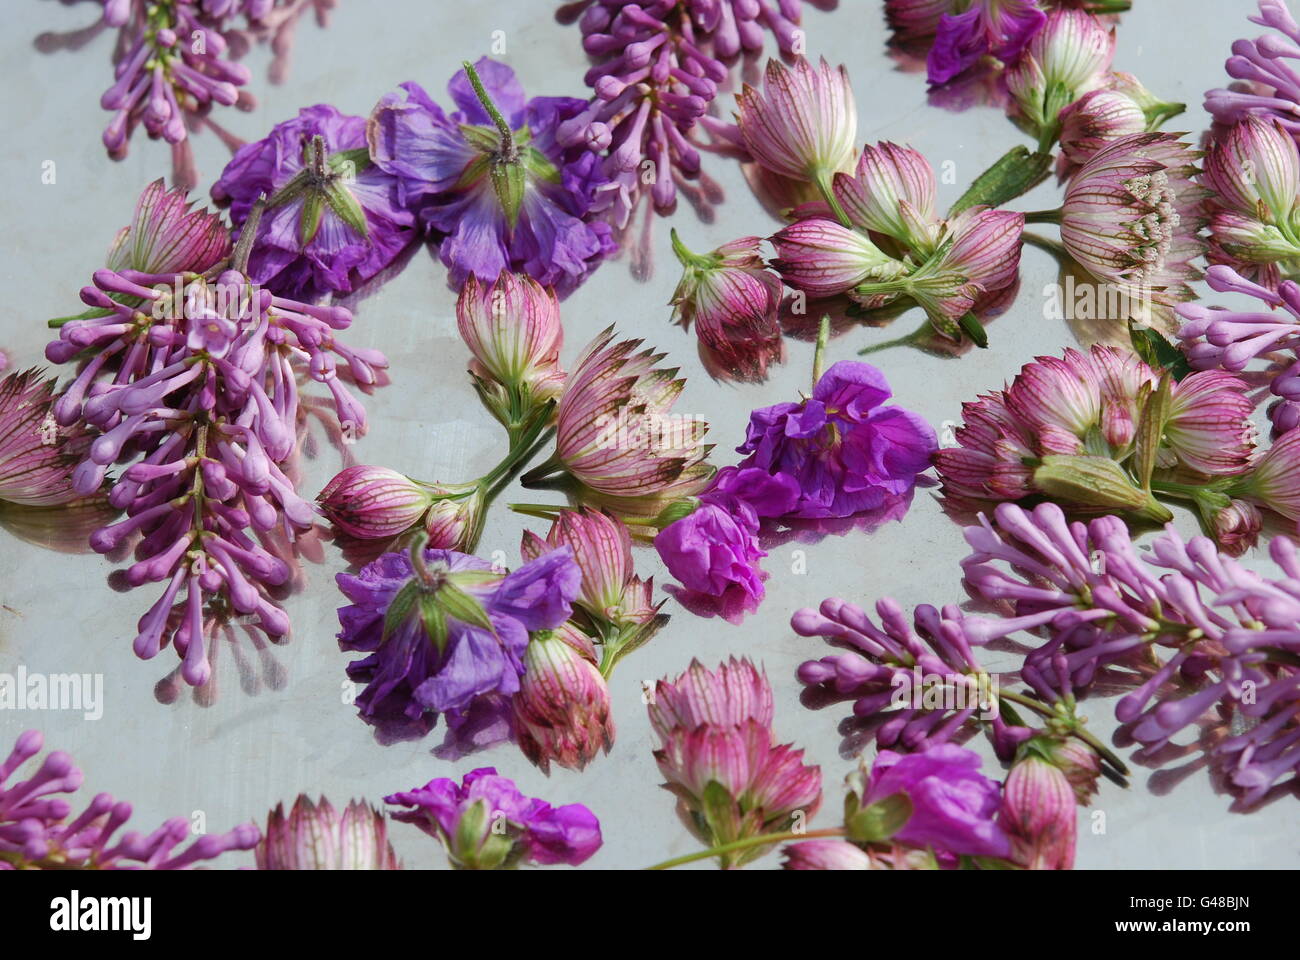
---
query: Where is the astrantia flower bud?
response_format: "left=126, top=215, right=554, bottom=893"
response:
left=1231, top=427, right=1300, bottom=519
left=832, top=141, right=941, bottom=254
left=781, top=839, right=874, bottom=870
left=1061, top=133, right=1208, bottom=303
left=423, top=488, right=485, bottom=551
left=0, top=370, right=90, bottom=507
left=999, top=753, right=1078, bottom=870
left=513, top=628, right=615, bottom=774
left=1006, top=9, right=1115, bottom=136
left=770, top=217, right=908, bottom=299
left=1209, top=498, right=1264, bottom=556
left=736, top=57, right=857, bottom=189
left=1042, top=739, right=1103, bottom=805
left=317, top=465, right=437, bottom=540
left=385, top=768, right=602, bottom=869
left=256, top=795, right=401, bottom=870
left=1059, top=89, right=1147, bottom=165
left=457, top=271, right=565, bottom=408
left=1203, top=117, right=1300, bottom=277
left=669, top=232, right=784, bottom=381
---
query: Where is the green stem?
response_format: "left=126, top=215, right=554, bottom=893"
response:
left=231, top=197, right=265, bottom=274
left=644, top=827, right=846, bottom=870
left=998, top=689, right=1130, bottom=777
left=812, top=314, right=830, bottom=386
left=669, top=228, right=714, bottom=270
left=1022, top=231, right=1068, bottom=258
left=1022, top=209, right=1063, bottom=225
left=813, top=169, right=852, bottom=228
left=462, top=60, right=516, bottom=161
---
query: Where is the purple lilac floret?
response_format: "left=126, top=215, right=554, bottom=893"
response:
left=961, top=501, right=1300, bottom=806
left=334, top=545, right=581, bottom=748
left=1205, top=0, right=1300, bottom=142
left=737, top=360, right=937, bottom=519
left=558, top=1, right=809, bottom=231
left=1, top=729, right=259, bottom=869
left=368, top=58, right=615, bottom=297
left=212, top=104, right=416, bottom=302
left=1178, top=264, right=1300, bottom=437
left=46, top=180, right=386, bottom=687
left=385, top=767, right=601, bottom=869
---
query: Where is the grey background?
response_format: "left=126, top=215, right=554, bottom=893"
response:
left=0, top=0, right=1294, bottom=869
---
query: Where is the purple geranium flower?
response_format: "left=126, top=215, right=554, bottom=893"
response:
left=385, top=767, right=602, bottom=869
left=738, top=360, right=937, bottom=519
left=655, top=466, right=799, bottom=618
left=213, top=104, right=416, bottom=302
left=369, top=58, right=615, bottom=297
left=335, top=545, right=581, bottom=742
left=928, top=1, right=1047, bottom=86
left=864, top=744, right=1012, bottom=860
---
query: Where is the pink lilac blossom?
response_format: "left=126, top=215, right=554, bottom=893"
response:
left=0, top=729, right=259, bottom=869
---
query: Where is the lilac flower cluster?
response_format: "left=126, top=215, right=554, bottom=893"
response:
left=97, top=0, right=333, bottom=188
left=47, top=180, right=386, bottom=686
left=1, top=729, right=259, bottom=869
left=1205, top=0, right=1300, bottom=141
left=962, top=502, right=1300, bottom=806
left=386, top=767, right=601, bottom=869
left=559, top=0, right=813, bottom=232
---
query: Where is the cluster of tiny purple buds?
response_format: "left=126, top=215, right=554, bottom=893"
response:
left=791, top=597, right=1032, bottom=761
left=559, top=0, right=807, bottom=230
left=1205, top=0, right=1300, bottom=141
left=1, top=730, right=260, bottom=869
left=1177, top=264, right=1300, bottom=436
left=962, top=502, right=1300, bottom=806
left=48, top=223, right=386, bottom=686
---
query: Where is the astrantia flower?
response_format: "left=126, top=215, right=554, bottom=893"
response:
left=385, top=767, right=601, bottom=869
left=649, top=657, right=822, bottom=869
left=1230, top=427, right=1300, bottom=519
left=1058, top=73, right=1183, bottom=167
left=103, top=177, right=230, bottom=276
left=833, top=141, right=942, bottom=257
left=457, top=271, right=566, bottom=422
left=769, top=217, right=909, bottom=299
left=854, top=745, right=1012, bottom=859
left=669, top=232, right=784, bottom=382
left=512, top=627, right=615, bottom=773
left=522, top=328, right=713, bottom=516
left=369, top=58, right=614, bottom=297
left=335, top=543, right=581, bottom=738
left=735, top=57, right=858, bottom=195
left=0, top=370, right=91, bottom=507
left=1205, top=0, right=1300, bottom=141
left=317, top=465, right=440, bottom=540
left=1059, top=132, right=1208, bottom=303
left=212, top=104, right=415, bottom=302
left=998, top=749, right=1077, bottom=870
left=0, top=730, right=259, bottom=869
left=1005, top=8, right=1115, bottom=137
left=935, top=345, right=1255, bottom=521
left=738, top=360, right=936, bottom=519
left=654, top=466, right=799, bottom=618
left=256, top=795, right=401, bottom=870
left=926, top=0, right=1047, bottom=86
left=1201, top=117, right=1300, bottom=285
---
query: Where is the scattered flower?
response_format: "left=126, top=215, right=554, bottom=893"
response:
left=256, top=795, right=401, bottom=870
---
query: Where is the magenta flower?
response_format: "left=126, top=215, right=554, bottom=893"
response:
left=648, top=657, right=822, bottom=869
left=522, top=328, right=713, bottom=516
left=0, top=371, right=91, bottom=507
left=1, top=729, right=259, bottom=869
left=669, top=232, right=785, bottom=382
left=212, top=104, right=416, bottom=302
left=927, top=0, right=1047, bottom=86
left=369, top=58, right=615, bottom=297
left=738, top=360, right=936, bottom=519
left=654, top=465, right=799, bottom=618
left=102, top=177, right=230, bottom=276
left=385, top=767, right=601, bottom=869
left=255, top=795, right=401, bottom=870
left=335, top=544, right=581, bottom=743
left=858, top=745, right=1011, bottom=860
left=1060, top=133, right=1208, bottom=303
left=512, top=627, right=615, bottom=774
left=998, top=750, right=1077, bottom=870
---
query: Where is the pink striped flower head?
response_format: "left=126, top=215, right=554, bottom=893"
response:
left=525, top=328, right=713, bottom=516
left=998, top=748, right=1078, bottom=870
left=1058, top=73, right=1183, bottom=166
left=769, top=217, right=909, bottom=299
left=255, top=795, right=401, bottom=870
left=0, top=370, right=91, bottom=507
left=513, top=625, right=615, bottom=774
left=105, top=178, right=230, bottom=277
left=648, top=657, right=820, bottom=869
left=1060, top=133, right=1209, bottom=304
left=317, top=465, right=441, bottom=541
left=1006, top=8, right=1115, bottom=136
left=735, top=56, right=857, bottom=190
left=832, top=141, right=941, bottom=256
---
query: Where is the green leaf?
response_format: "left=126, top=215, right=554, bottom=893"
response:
left=299, top=190, right=325, bottom=247
left=1129, top=323, right=1192, bottom=381
left=382, top=581, right=420, bottom=640
left=490, top=159, right=527, bottom=231
left=1133, top=376, right=1171, bottom=491
left=956, top=311, right=989, bottom=349
left=419, top=591, right=448, bottom=653
left=949, top=146, right=1053, bottom=216
left=328, top=148, right=372, bottom=180
left=323, top=180, right=369, bottom=238
left=845, top=792, right=913, bottom=843
left=436, top=582, right=496, bottom=634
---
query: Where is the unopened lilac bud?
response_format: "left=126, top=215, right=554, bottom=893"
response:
left=317, top=465, right=435, bottom=540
